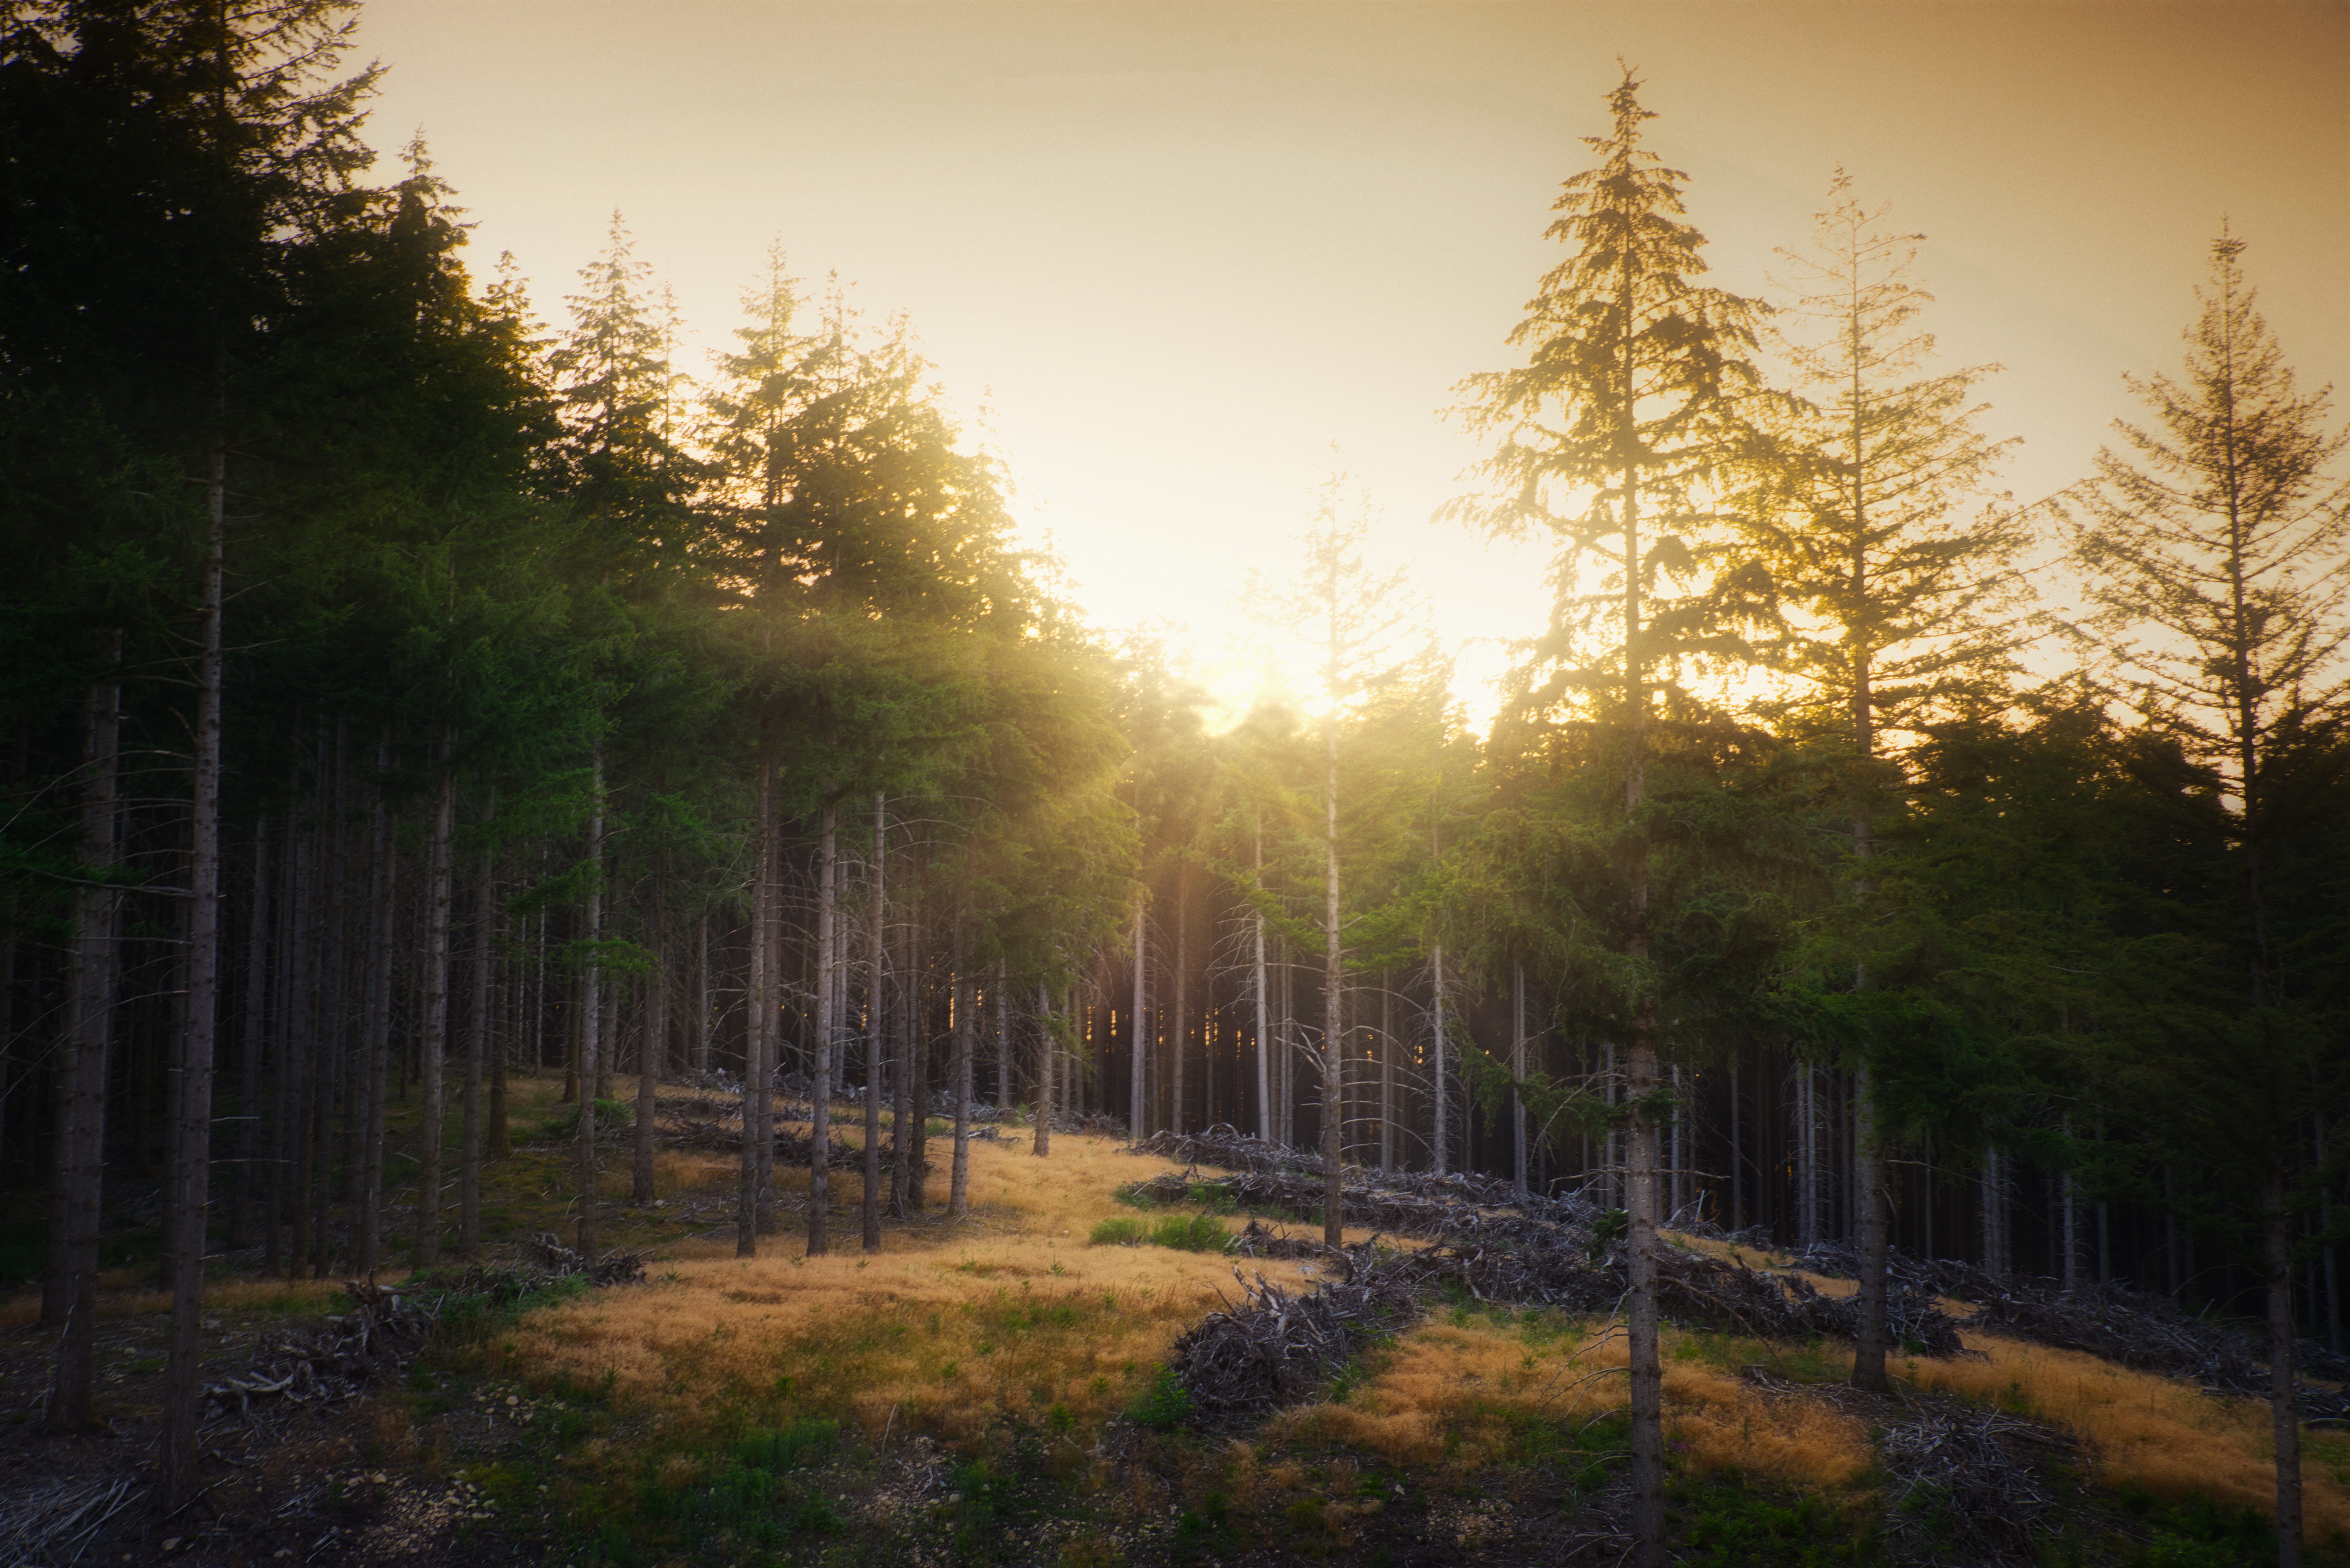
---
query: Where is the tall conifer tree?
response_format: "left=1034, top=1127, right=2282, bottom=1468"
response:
left=1448, top=68, right=1762, bottom=1566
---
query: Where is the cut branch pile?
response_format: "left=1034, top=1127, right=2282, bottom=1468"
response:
left=202, top=1243, right=647, bottom=1425
left=1790, top=1240, right=2350, bottom=1421
left=1169, top=1243, right=1423, bottom=1412
left=1874, top=1402, right=2075, bottom=1566
left=1136, top=1153, right=1970, bottom=1358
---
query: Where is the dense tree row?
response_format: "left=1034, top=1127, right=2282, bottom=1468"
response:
left=3, top=12, right=2344, bottom=1562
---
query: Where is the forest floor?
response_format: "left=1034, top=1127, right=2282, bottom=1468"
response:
left=1, top=1071, right=2345, bottom=1567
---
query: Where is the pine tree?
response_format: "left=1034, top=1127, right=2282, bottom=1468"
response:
left=1740, top=172, right=2025, bottom=1392
left=2065, top=230, right=2350, bottom=1568
left=1448, top=67, right=1763, bottom=1566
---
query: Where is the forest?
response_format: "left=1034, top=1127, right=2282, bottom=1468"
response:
left=2, top=4, right=2346, bottom=1567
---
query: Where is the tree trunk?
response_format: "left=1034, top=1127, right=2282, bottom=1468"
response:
left=230, top=819, right=270, bottom=1249
left=1512, top=964, right=1528, bottom=1197
left=995, top=967, right=1012, bottom=1113
left=415, top=756, right=455, bottom=1267
left=2268, top=1167, right=2305, bottom=1568
left=45, top=629, right=120, bottom=1429
left=1851, top=1058, right=1890, bottom=1392
left=1171, top=860, right=1188, bottom=1136
left=904, top=875, right=927, bottom=1212
left=1252, top=825, right=1270, bottom=1144
left=463, top=826, right=496, bottom=1254
left=1322, top=717, right=1344, bottom=1247
left=950, top=969, right=973, bottom=1217
left=1379, top=974, right=1394, bottom=1175
left=1430, top=944, right=1448, bottom=1176
left=694, top=910, right=711, bottom=1073
left=356, top=745, right=395, bottom=1279
left=1032, top=984, right=1054, bottom=1157
left=864, top=793, right=885, bottom=1251
left=159, top=435, right=225, bottom=1506
left=634, top=848, right=665, bottom=1205
left=805, top=800, right=836, bottom=1257
left=740, top=750, right=769, bottom=1256
left=1131, top=896, right=1148, bottom=1140
left=574, top=738, right=604, bottom=1256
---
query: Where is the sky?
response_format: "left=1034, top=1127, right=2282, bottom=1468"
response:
left=351, top=0, right=2349, bottom=726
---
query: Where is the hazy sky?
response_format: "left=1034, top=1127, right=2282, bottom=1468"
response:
left=352, top=1, right=2349, bottom=722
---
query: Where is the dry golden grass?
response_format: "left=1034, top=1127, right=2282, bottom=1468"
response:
left=1269, top=1310, right=1872, bottom=1491
left=495, top=1128, right=1371, bottom=1446
left=1903, top=1330, right=2350, bottom=1537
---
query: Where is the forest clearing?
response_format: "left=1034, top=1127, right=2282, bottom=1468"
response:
left=2, top=1071, right=2345, bottom=1564
left=3, top=1, right=2346, bottom=1566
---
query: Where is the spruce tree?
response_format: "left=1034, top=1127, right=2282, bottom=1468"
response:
left=1740, top=172, right=2025, bottom=1392
left=2065, top=230, right=2350, bottom=1568
left=1448, top=67, right=1762, bottom=1565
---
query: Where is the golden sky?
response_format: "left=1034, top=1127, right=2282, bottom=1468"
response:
left=356, top=1, right=2348, bottom=722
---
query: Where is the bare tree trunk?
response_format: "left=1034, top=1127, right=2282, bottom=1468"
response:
left=994, top=967, right=1011, bottom=1114
left=950, top=970, right=973, bottom=1217
left=1430, top=945, right=1448, bottom=1176
left=2268, top=1167, right=2305, bottom=1568
left=864, top=794, right=885, bottom=1251
left=1322, top=717, right=1344, bottom=1247
left=415, top=756, right=455, bottom=1267
left=740, top=751, right=769, bottom=1255
left=1379, top=974, right=1394, bottom=1174
left=1512, top=964, right=1528, bottom=1196
left=805, top=801, right=836, bottom=1257
left=462, top=823, right=496, bottom=1254
left=1131, top=896, right=1148, bottom=1140
left=1032, top=985, right=1054, bottom=1157
left=904, top=873, right=928, bottom=1211
left=356, top=746, right=395, bottom=1280
left=1251, top=825, right=1269, bottom=1143
left=159, top=436, right=225, bottom=1506
left=634, top=847, right=665, bottom=1204
left=1851, top=1058, right=1890, bottom=1392
left=488, top=886, right=512, bottom=1163
left=694, top=910, right=711, bottom=1073
left=756, top=798, right=780, bottom=1232
left=46, top=630, right=121, bottom=1428
left=574, top=738, right=604, bottom=1257
left=1171, top=861, right=1187, bottom=1136
left=1278, top=942, right=1292, bottom=1146
left=230, top=820, right=270, bottom=1249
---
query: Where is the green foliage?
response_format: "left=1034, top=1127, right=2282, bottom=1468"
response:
left=1677, top=1474, right=1874, bottom=1566
left=1126, top=1366, right=1195, bottom=1429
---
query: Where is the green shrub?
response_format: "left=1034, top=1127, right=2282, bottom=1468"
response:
left=734, top=1418, right=839, bottom=1471
left=1148, top=1213, right=1229, bottom=1252
left=1126, top=1366, right=1193, bottom=1430
left=1088, top=1217, right=1145, bottom=1246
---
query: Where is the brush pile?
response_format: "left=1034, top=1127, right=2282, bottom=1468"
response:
left=1875, top=1402, right=2075, bottom=1566
left=202, top=1242, right=648, bottom=1425
left=1170, top=1244, right=1424, bottom=1411
left=1133, top=1142, right=1968, bottom=1359
left=1790, top=1240, right=2350, bottom=1419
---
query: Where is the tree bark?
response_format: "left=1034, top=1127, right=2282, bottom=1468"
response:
left=574, top=737, right=604, bottom=1256
left=864, top=793, right=885, bottom=1251
left=356, top=745, right=395, bottom=1280
left=462, top=824, right=496, bottom=1255
left=1429, top=944, right=1448, bottom=1176
left=1130, top=896, right=1149, bottom=1139
left=1032, top=984, right=1054, bottom=1157
left=45, top=629, right=121, bottom=1428
left=1851, top=1058, right=1890, bottom=1392
left=1171, top=860, right=1187, bottom=1136
left=2268, top=1166, right=2305, bottom=1568
left=740, top=745, right=770, bottom=1255
left=160, top=432, right=226, bottom=1507
left=230, top=819, right=270, bottom=1249
left=1252, top=824, right=1270, bottom=1143
left=415, top=754, right=455, bottom=1267
left=634, top=847, right=664, bottom=1204
left=805, top=801, right=836, bottom=1257
left=949, top=969, right=973, bottom=1217
left=1322, top=713, right=1344, bottom=1247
